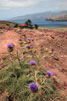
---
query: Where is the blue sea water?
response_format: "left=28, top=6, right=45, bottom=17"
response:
left=11, top=19, right=67, bottom=27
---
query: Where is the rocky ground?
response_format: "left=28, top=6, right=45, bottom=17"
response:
left=0, top=27, right=67, bottom=99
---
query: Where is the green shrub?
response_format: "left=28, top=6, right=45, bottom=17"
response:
left=6, top=23, right=9, bottom=26
left=14, top=24, right=19, bottom=28
left=34, top=24, right=39, bottom=29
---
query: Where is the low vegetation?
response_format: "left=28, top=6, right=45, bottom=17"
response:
left=0, top=19, right=39, bottom=30
left=0, top=33, right=66, bottom=101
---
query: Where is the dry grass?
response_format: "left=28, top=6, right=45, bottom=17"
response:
left=39, top=27, right=67, bottom=32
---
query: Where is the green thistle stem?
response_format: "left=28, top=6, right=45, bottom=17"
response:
left=9, top=52, right=13, bottom=65
left=35, top=70, right=37, bottom=82
left=16, top=51, right=22, bottom=68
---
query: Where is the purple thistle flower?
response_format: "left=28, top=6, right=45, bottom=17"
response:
left=26, top=46, right=31, bottom=49
left=30, top=60, right=36, bottom=66
left=51, top=48, right=54, bottom=52
left=19, top=38, right=22, bottom=41
left=46, top=70, right=53, bottom=77
left=29, top=82, right=38, bottom=92
left=40, top=44, right=43, bottom=47
left=27, top=38, right=31, bottom=41
left=7, top=43, right=13, bottom=48
left=30, top=46, right=34, bottom=48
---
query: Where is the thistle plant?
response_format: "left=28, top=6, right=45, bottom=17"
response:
left=46, top=70, right=53, bottom=77
left=7, top=43, right=14, bottom=64
left=27, top=38, right=31, bottom=41
left=16, top=51, right=22, bottom=68
left=7, top=43, right=23, bottom=69
left=23, top=38, right=55, bottom=95
left=30, top=60, right=36, bottom=66
left=30, top=60, right=37, bottom=82
left=7, top=43, right=14, bottom=52
left=29, top=82, right=38, bottom=93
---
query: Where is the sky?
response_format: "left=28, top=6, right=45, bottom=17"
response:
left=0, top=0, right=67, bottom=20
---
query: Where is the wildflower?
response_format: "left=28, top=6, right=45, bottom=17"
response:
left=46, top=70, right=53, bottom=77
left=51, top=48, right=54, bottom=52
left=26, top=46, right=31, bottom=49
left=29, top=82, right=38, bottom=92
left=19, top=38, right=22, bottom=41
left=8, top=43, right=13, bottom=48
left=27, top=38, right=31, bottom=41
left=26, top=46, right=33, bottom=49
left=40, top=44, right=43, bottom=47
left=30, top=60, right=36, bottom=66
left=7, top=43, right=14, bottom=52
left=30, top=46, right=34, bottom=49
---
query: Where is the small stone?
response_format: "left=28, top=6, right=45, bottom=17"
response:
left=50, top=35, right=55, bottom=39
left=54, top=57, right=59, bottom=61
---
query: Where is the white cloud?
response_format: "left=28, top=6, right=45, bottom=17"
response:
left=0, top=0, right=67, bottom=10
left=42, top=0, right=67, bottom=11
left=0, top=0, right=44, bottom=10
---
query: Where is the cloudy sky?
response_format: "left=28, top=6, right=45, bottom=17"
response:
left=0, top=0, right=67, bottom=20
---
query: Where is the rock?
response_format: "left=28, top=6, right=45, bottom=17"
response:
left=54, top=57, right=59, bottom=61
left=50, top=35, right=55, bottom=39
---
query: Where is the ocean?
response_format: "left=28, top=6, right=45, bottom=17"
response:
left=11, top=19, right=67, bottom=27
